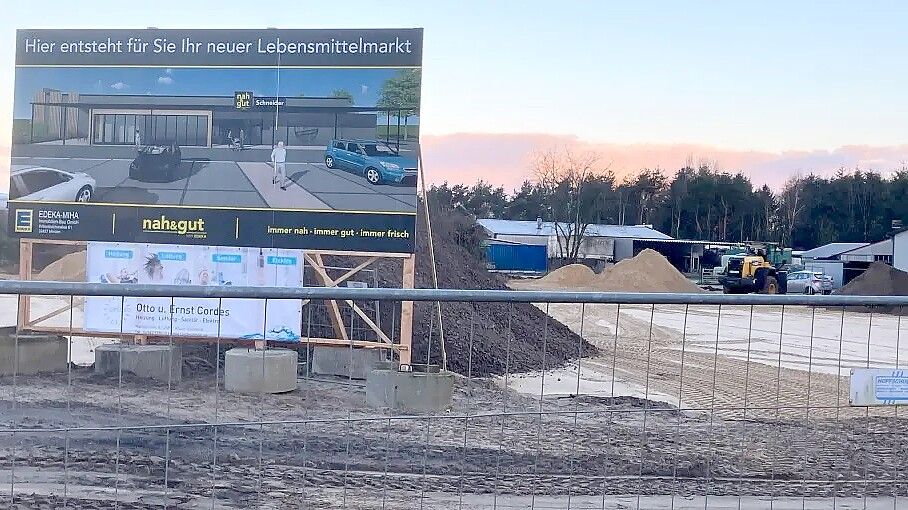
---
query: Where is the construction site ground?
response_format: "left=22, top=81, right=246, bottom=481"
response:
left=1, top=363, right=907, bottom=509
left=2, top=300, right=908, bottom=508
left=2, top=242, right=907, bottom=507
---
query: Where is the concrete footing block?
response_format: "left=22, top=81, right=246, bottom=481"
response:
left=95, top=344, right=182, bottom=383
left=366, top=367, right=456, bottom=413
left=0, top=327, right=68, bottom=376
left=312, top=346, right=387, bottom=380
left=224, top=348, right=297, bottom=394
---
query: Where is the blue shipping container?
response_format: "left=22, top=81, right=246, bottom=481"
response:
left=486, top=243, right=548, bottom=272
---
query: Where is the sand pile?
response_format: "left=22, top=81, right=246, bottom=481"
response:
left=512, top=249, right=702, bottom=293
left=35, top=250, right=86, bottom=282
left=536, top=263, right=595, bottom=287
left=594, top=249, right=703, bottom=293
left=838, top=262, right=908, bottom=296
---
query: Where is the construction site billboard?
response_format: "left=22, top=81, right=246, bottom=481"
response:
left=8, top=28, right=422, bottom=253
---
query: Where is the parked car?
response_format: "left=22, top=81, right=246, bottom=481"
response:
left=9, top=167, right=96, bottom=203
left=129, top=144, right=182, bottom=182
left=324, top=139, right=417, bottom=185
left=786, top=270, right=833, bottom=294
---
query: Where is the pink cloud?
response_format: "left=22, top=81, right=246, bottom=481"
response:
left=3, top=136, right=906, bottom=195
left=421, top=133, right=908, bottom=191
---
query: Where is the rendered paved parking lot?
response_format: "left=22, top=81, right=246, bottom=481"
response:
left=12, top=155, right=417, bottom=213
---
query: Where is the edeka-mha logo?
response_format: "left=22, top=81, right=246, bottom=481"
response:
left=14, top=209, right=33, bottom=233
left=141, top=215, right=207, bottom=239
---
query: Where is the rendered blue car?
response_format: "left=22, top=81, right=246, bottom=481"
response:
left=324, top=139, right=418, bottom=186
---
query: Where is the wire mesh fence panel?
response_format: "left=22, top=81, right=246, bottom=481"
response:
left=0, top=283, right=906, bottom=509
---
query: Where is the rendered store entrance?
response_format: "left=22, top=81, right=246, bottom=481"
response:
left=92, top=111, right=212, bottom=147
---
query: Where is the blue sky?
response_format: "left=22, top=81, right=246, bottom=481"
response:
left=3, top=1, right=908, bottom=187
left=13, top=67, right=401, bottom=117
left=3, top=1, right=908, bottom=150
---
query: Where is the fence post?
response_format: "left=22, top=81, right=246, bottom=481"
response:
left=399, top=254, right=415, bottom=365
left=16, top=240, right=33, bottom=330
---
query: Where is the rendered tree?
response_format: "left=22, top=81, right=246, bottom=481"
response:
left=331, top=89, right=354, bottom=105
left=376, top=69, right=421, bottom=139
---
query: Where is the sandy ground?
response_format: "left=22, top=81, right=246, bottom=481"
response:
left=507, top=303, right=908, bottom=419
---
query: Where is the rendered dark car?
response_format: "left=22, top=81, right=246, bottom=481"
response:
left=324, top=139, right=417, bottom=185
left=129, top=144, right=182, bottom=182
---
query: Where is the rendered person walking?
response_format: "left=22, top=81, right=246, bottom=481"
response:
left=271, top=141, right=288, bottom=190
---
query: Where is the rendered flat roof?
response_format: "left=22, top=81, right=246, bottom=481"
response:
left=31, top=94, right=413, bottom=113
left=477, top=218, right=672, bottom=240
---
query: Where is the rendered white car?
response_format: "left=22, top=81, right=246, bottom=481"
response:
left=9, top=167, right=96, bottom=203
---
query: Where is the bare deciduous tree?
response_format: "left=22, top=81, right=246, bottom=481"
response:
left=532, top=147, right=605, bottom=263
left=778, top=175, right=806, bottom=247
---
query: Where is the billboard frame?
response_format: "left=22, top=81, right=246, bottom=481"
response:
left=10, top=27, right=424, bottom=364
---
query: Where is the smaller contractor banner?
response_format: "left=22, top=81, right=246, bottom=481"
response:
left=84, top=242, right=303, bottom=340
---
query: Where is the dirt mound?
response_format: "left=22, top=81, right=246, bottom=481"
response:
left=35, top=250, right=86, bottom=282
left=594, top=249, right=703, bottom=293
left=537, top=263, right=595, bottom=286
left=324, top=207, right=597, bottom=377
left=838, top=262, right=908, bottom=296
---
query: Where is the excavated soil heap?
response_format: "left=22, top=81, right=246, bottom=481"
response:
left=594, top=249, right=703, bottom=293
left=838, top=262, right=908, bottom=296
left=325, top=209, right=598, bottom=376
left=35, top=250, right=86, bottom=282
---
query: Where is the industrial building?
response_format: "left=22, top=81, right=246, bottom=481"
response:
left=838, top=240, right=893, bottom=264
left=800, top=240, right=898, bottom=288
left=894, top=229, right=908, bottom=272
left=477, top=218, right=691, bottom=272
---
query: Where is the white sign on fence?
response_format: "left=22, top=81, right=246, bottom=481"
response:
left=849, top=368, right=908, bottom=406
left=84, top=242, right=303, bottom=341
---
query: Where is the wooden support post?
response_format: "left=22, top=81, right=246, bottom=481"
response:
left=306, top=253, right=349, bottom=342
left=334, top=256, right=378, bottom=286
left=17, top=240, right=33, bottom=331
left=344, top=300, right=392, bottom=344
left=27, top=301, right=76, bottom=328
left=398, top=254, right=415, bottom=365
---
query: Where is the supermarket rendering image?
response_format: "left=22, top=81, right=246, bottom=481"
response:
left=11, top=64, right=419, bottom=213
